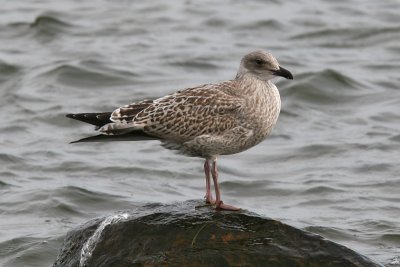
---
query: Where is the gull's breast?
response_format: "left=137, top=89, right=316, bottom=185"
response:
left=240, top=82, right=282, bottom=147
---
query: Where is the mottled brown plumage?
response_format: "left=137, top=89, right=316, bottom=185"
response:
left=67, top=50, right=293, bottom=210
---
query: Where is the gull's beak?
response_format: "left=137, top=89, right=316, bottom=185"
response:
left=273, top=66, right=293, bottom=80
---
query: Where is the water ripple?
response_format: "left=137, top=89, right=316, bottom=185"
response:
left=38, top=63, right=135, bottom=88
left=0, top=0, right=399, bottom=266
left=282, top=69, right=365, bottom=105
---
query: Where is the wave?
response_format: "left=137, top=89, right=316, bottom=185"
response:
left=299, top=185, right=345, bottom=195
left=290, top=26, right=400, bottom=47
left=30, top=14, right=71, bottom=30
left=5, top=14, right=73, bottom=41
left=233, top=19, right=283, bottom=31
left=38, top=61, right=136, bottom=88
left=282, top=69, right=366, bottom=105
left=0, top=60, right=19, bottom=76
left=0, top=153, right=24, bottom=164
left=167, top=58, right=219, bottom=71
left=304, top=226, right=355, bottom=241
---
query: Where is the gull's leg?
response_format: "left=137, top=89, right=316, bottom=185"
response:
left=211, top=158, right=241, bottom=211
left=204, top=159, right=215, bottom=204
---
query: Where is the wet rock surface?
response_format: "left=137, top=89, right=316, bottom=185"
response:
left=53, top=200, right=382, bottom=267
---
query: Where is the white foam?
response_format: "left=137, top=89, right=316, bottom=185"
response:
left=79, top=213, right=129, bottom=267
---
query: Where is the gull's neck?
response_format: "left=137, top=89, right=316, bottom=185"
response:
left=235, top=72, right=273, bottom=95
left=235, top=64, right=248, bottom=79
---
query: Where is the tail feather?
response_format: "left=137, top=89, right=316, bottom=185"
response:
left=70, top=131, right=160, bottom=143
left=66, top=112, right=112, bottom=128
left=66, top=111, right=160, bottom=143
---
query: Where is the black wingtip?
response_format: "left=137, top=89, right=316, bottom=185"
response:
left=65, top=112, right=113, bottom=127
left=68, top=132, right=160, bottom=143
left=69, top=136, right=94, bottom=144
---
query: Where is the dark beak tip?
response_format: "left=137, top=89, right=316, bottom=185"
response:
left=275, top=66, right=293, bottom=80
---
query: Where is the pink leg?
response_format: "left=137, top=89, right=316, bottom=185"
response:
left=211, top=159, right=240, bottom=211
left=204, top=159, right=215, bottom=204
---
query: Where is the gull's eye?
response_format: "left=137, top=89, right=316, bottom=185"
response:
left=255, top=59, right=264, bottom=66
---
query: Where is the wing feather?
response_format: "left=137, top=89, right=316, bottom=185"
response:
left=138, top=81, right=243, bottom=140
left=101, top=81, right=243, bottom=139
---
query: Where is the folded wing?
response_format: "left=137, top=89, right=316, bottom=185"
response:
left=100, top=81, right=244, bottom=142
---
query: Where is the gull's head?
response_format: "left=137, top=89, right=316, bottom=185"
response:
left=236, top=50, right=293, bottom=81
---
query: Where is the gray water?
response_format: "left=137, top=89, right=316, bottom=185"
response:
left=0, top=0, right=399, bottom=266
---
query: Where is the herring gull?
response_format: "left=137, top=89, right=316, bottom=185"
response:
left=66, top=50, right=293, bottom=210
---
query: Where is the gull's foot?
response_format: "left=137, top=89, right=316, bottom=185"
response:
left=205, top=196, right=215, bottom=205
left=215, top=201, right=241, bottom=211
left=195, top=197, right=216, bottom=209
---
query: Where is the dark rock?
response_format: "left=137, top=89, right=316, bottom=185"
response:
left=53, top=200, right=382, bottom=267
